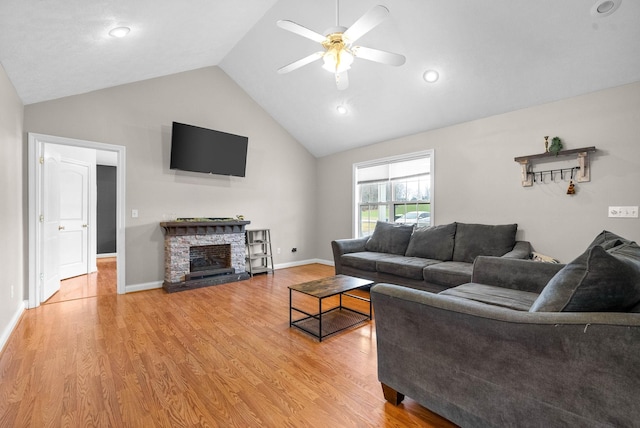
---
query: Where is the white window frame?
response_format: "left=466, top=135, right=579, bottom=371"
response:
left=352, top=150, right=434, bottom=238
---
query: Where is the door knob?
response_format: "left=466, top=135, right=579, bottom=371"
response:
left=58, top=225, right=65, bottom=230
left=82, top=224, right=88, bottom=228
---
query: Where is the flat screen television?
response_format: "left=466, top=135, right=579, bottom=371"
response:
left=170, top=122, right=248, bottom=177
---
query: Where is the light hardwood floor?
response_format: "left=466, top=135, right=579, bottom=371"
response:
left=44, top=257, right=117, bottom=304
left=0, top=264, right=455, bottom=427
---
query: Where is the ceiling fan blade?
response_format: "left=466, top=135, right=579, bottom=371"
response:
left=342, top=5, right=389, bottom=44
left=277, top=20, right=327, bottom=44
left=352, top=46, right=406, bottom=66
left=335, top=71, right=349, bottom=90
left=277, top=52, right=325, bottom=74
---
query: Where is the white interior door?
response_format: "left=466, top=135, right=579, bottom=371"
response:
left=58, top=159, right=90, bottom=279
left=42, top=152, right=61, bottom=301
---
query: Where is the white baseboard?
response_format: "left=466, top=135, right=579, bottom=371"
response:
left=124, top=281, right=163, bottom=293
left=0, top=300, right=26, bottom=354
left=274, top=259, right=334, bottom=270
left=97, top=253, right=117, bottom=259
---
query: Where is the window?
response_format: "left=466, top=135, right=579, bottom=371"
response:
left=354, top=151, right=433, bottom=237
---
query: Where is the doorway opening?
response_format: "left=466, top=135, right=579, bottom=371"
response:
left=28, top=133, right=126, bottom=308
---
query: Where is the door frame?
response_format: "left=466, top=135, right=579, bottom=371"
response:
left=28, top=133, right=126, bottom=308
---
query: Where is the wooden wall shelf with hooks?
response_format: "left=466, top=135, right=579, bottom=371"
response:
left=514, top=146, right=596, bottom=187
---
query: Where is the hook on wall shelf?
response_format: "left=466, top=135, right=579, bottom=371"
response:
left=514, top=146, right=596, bottom=187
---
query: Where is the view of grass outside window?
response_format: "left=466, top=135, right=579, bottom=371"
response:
left=354, top=151, right=433, bottom=237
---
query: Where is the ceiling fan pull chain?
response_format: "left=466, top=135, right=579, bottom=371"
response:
left=336, top=0, right=340, bottom=27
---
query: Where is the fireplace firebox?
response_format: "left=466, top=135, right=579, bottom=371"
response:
left=187, top=244, right=234, bottom=280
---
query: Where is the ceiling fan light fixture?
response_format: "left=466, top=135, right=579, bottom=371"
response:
left=322, top=48, right=354, bottom=73
left=423, top=70, right=439, bottom=83
left=336, top=105, right=348, bottom=115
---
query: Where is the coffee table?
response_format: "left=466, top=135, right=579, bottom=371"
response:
left=289, top=274, right=374, bottom=341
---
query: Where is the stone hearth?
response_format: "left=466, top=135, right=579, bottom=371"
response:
left=160, top=219, right=250, bottom=293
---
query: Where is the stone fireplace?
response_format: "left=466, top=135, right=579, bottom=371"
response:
left=160, top=219, right=250, bottom=292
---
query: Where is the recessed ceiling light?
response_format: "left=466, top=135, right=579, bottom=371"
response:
left=423, top=70, right=439, bottom=83
left=591, top=0, right=622, bottom=17
left=109, top=26, right=130, bottom=38
left=336, top=105, right=348, bottom=115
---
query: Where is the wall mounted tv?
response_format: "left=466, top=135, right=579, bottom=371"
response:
left=170, top=122, right=248, bottom=177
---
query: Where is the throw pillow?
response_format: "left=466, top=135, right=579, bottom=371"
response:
left=587, top=230, right=630, bottom=250
left=405, top=223, right=457, bottom=260
left=364, top=221, right=414, bottom=255
left=451, top=223, right=517, bottom=263
left=529, top=242, right=640, bottom=312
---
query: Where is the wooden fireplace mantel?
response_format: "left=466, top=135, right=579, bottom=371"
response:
left=160, top=220, right=251, bottom=236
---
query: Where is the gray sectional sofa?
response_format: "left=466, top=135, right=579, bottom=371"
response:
left=371, top=230, right=640, bottom=427
left=332, top=221, right=531, bottom=293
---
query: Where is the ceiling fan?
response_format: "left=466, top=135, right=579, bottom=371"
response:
left=276, top=1, right=406, bottom=90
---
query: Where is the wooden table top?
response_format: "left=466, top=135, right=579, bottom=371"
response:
left=289, top=274, right=373, bottom=298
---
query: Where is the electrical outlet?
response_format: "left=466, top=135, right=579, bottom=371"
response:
left=132, top=209, right=139, bottom=218
left=608, top=206, right=639, bottom=218
left=277, top=248, right=281, bottom=254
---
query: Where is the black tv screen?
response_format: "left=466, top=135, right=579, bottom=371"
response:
left=170, top=122, right=248, bottom=177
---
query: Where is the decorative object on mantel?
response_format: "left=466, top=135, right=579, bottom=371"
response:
left=567, top=180, right=576, bottom=195
left=548, top=136, right=563, bottom=156
left=514, top=146, right=596, bottom=187
left=544, top=136, right=549, bottom=152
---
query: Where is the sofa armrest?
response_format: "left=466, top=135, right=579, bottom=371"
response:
left=331, top=236, right=369, bottom=274
left=501, top=240, right=532, bottom=259
left=471, top=256, right=565, bottom=293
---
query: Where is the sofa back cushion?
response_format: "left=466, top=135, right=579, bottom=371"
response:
left=364, top=221, right=414, bottom=255
left=405, top=222, right=457, bottom=260
left=530, top=242, right=640, bottom=312
left=452, top=223, right=517, bottom=263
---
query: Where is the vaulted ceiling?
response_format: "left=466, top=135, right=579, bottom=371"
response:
left=1, top=0, right=639, bottom=157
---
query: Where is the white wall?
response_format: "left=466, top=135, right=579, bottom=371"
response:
left=24, top=66, right=318, bottom=288
left=316, top=82, right=640, bottom=263
left=0, top=63, right=25, bottom=350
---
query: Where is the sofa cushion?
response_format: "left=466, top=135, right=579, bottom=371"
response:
left=405, top=222, right=457, bottom=260
left=423, top=261, right=473, bottom=287
left=440, top=283, right=540, bottom=311
left=364, top=221, right=414, bottom=255
left=376, top=256, right=442, bottom=280
left=530, top=242, right=640, bottom=312
left=341, top=252, right=395, bottom=271
left=452, top=223, right=517, bottom=263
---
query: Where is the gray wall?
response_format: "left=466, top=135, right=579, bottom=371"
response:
left=24, top=66, right=318, bottom=287
left=0, top=63, right=25, bottom=347
left=316, top=82, right=640, bottom=263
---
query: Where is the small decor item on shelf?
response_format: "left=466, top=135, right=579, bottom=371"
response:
left=567, top=180, right=576, bottom=195
left=236, top=214, right=245, bottom=220
left=544, top=136, right=549, bottom=152
left=549, top=136, right=563, bottom=156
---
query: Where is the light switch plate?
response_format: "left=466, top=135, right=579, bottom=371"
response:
left=608, top=206, right=639, bottom=218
